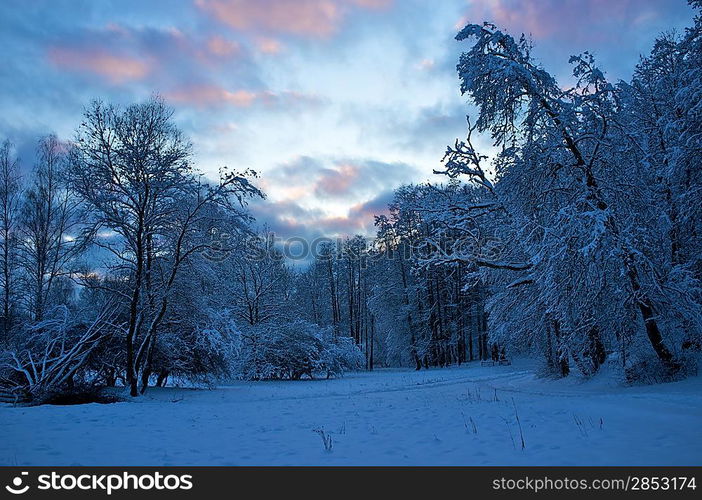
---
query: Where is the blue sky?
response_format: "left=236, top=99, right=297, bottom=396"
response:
left=0, top=0, right=696, bottom=241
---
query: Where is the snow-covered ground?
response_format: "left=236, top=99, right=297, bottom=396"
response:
left=1, top=359, right=701, bottom=465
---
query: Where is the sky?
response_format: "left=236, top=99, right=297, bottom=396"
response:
left=0, top=0, right=696, bottom=245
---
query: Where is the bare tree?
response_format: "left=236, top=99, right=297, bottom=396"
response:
left=230, top=234, right=290, bottom=327
left=70, top=97, right=262, bottom=396
left=0, top=140, right=22, bottom=341
left=19, top=135, right=80, bottom=323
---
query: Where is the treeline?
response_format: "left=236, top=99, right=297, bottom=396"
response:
left=292, top=186, right=491, bottom=370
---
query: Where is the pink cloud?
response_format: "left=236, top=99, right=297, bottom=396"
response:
left=196, top=0, right=342, bottom=37
left=301, top=196, right=388, bottom=236
left=249, top=180, right=394, bottom=239
left=256, top=37, right=284, bottom=54
left=274, top=185, right=314, bottom=201
left=49, top=24, right=251, bottom=86
left=167, top=85, right=257, bottom=107
left=48, top=47, right=149, bottom=83
left=315, top=164, right=360, bottom=196
left=460, top=0, right=672, bottom=43
left=195, top=0, right=393, bottom=38
left=206, top=35, right=241, bottom=56
left=166, top=84, right=322, bottom=109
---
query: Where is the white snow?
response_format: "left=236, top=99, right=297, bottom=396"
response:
left=1, top=359, right=701, bottom=465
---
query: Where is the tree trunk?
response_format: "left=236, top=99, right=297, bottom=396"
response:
left=623, top=252, right=679, bottom=370
left=553, top=320, right=570, bottom=377
left=156, top=371, right=169, bottom=387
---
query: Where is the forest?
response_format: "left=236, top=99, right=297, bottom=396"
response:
left=1, top=2, right=701, bottom=405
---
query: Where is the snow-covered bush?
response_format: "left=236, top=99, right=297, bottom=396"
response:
left=146, top=308, right=240, bottom=387
left=316, top=327, right=365, bottom=378
left=0, top=306, right=117, bottom=403
left=237, top=320, right=363, bottom=380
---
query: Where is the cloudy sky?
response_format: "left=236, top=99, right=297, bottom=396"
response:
left=0, top=0, right=696, bottom=242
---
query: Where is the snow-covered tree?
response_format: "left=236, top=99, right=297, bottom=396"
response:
left=432, top=17, right=702, bottom=378
left=69, top=97, right=262, bottom=396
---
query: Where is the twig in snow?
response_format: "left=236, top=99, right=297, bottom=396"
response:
left=501, top=416, right=516, bottom=450
left=572, top=413, right=589, bottom=437
left=512, top=398, right=526, bottom=450
left=312, top=428, right=333, bottom=452
left=461, top=411, right=478, bottom=434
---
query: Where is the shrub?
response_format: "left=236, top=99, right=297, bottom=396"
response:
left=237, top=320, right=363, bottom=380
